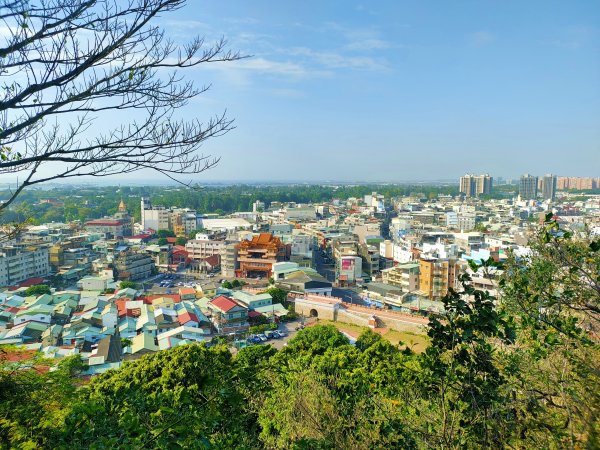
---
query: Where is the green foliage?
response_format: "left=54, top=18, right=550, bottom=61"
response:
left=497, top=215, right=600, bottom=448
left=0, top=350, right=83, bottom=448
left=157, top=229, right=175, bottom=238
left=249, top=314, right=270, bottom=326
left=63, top=345, right=257, bottom=449
left=175, top=236, right=187, bottom=246
left=221, top=280, right=233, bottom=289
left=249, top=323, right=277, bottom=334
left=419, top=272, right=516, bottom=448
left=23, top=284, right=51, bottom=296
left=264, top=286, right=289, bottom=305
left=119, top=281, right=137, bottom=290
left=157, top=237, right=169, bottom=246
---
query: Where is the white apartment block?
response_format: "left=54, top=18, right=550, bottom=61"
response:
left=0, top=245, right=50, bottom=286
left=185, top=240, right=226, bottom=260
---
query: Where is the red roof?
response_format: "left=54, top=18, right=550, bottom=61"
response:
left=8, top=277, right=46, bottom=290
left=126, top=233, right=153, bottom=241
left=248, top=310, right=263, bottom=318
left=178, top=312, right=199, bottom=325
left=202, top=254, right=221, bottom=267
left=115, top=299, right=127, bottom=318
left=209, top=295, right=242, bottom=313
left=178, top=287, right=196, bottom=296
left=86, top=219, right=122, bottom=226
left=166, top=237, right=177, bottom=244
left=140, top=294, right=182, bottom=304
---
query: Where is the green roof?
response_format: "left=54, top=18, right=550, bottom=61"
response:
left=15, top=304, right=54, bottom=317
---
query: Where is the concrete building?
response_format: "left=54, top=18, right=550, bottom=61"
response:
left=519, top=174, right=538, bottom=200
left=0, top=244, right=50, bottom=287
left=556, top=176, right=600, bottom=190
left=418, top=258, right=457, bottom=301
left=252, top=200, right=266, bottom=213
left=171, top=210, right=198, bottom=237
left=113, top=250, right=155, bottom=281
left=381, top=263, right=420, bottom=292
left=358, top=244, right=380, bottom=278
left=141, top=197, right=170, bottom=231
left=207, top=295, right=249, bottom=333
left=541, top=174, right=557, bottom=201
left=285, top=206, right=316, bottom=221
left=220, top=241, right=239, bottom=278
left=338, top=255, right=362, bottom=285
left=460, top=174, right=493, bottom=197
left=185, top=239, right=226, bottom=260
left=197, top=217, right=252, bottom=232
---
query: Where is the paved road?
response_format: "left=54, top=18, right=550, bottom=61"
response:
left=331, top=288, right=367, bottom=306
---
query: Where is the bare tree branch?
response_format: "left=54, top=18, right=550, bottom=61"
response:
left=0, top=0, right=245, bottom=212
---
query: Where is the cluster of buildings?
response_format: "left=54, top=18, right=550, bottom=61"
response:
left=519, top=173, right=557, bottom=201
left=0, top=282, right=289, bottom=373
left=1, top=183, right=599, bottom=363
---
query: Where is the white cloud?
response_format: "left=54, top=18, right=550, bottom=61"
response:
left=345, top=38, right=392, bottom=51
left=288, top=47, right=389, bottom=71
left=203, top=57, right=332, bottom=86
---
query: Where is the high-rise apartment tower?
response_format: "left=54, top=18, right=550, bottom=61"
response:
left=519, top=174, right=538, bottom=200
left=459, top=174, right=493, bottom=197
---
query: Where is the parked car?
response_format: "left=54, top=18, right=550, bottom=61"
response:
left=277, top=329, right=288, bottom=337
left=256, top=334, right=268, bottom=342
left=265, top=331, right=278, bottom=339
left=247, top=336, right=261, bottom=344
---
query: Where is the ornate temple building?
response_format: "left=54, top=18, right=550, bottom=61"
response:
left=236, top=233, right=291, bottom=278
left=84, top=199, right=133, bottom=238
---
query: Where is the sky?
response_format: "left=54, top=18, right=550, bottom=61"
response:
left=8, top=0, right=600, bottom=185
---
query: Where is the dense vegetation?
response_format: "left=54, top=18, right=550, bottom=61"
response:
left=0, top=184, right=460, bottom=224
left=1, top=218, right=598, bottom=449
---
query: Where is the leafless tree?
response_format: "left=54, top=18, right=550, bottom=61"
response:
left=0, top=0, right=242, bottom=212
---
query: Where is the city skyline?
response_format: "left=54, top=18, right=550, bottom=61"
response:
left=153, top=0, right=599, bottom=183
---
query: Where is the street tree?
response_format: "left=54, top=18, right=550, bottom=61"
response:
left=0, top=0, right=242, bottom=211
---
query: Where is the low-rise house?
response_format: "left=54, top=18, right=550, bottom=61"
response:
left=232, top=291, right=273, bottom=310
left=275, top=269, right=332, bottom=296
left=62, top=321, right=113, bottom=347
left=41, top=324, right=63, bottom=347
left=154, top=308, right=180, bottom=334
left=156, top=326, right=208, bottom=349
left=126, top=331, right=159, bottom=358
left=14, top=304, right=54, bottom=325
left=178, top=287, right=197, bottom=301
left=87, top=334, right=123, bottom=372
left=0, top=321, right=48, bottom=345
left=207, top=295, right=249, bottom=333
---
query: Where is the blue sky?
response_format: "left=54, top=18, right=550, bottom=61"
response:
left=158, top=0, right=598, bottom=182
left=11, top=0, right=591, bottom=187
